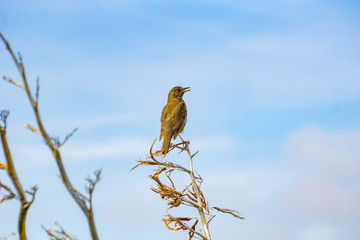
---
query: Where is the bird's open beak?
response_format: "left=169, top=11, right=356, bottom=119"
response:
left=182, top=87, right=191, bottom=92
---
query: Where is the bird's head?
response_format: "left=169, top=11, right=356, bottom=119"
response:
left=168, top=86, right=191, bottom=100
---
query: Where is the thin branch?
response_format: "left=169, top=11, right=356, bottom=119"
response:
left=191, top=150, right=199, bottom=158
left=35, top=77, right=40, bottom=106
left=58, top=128, right=78, bottom=148
left=0, top=110, right=9, bottom=130
left=24, top=124, right=41, bottom=135
left=0, top=181, right=16, bottom=204
left=0, top=34, right=28, bottom=98
left=86, top=168, right=102, bottom=209
left=0, top=232, right=19, bottom=240
left=42, top=223, right=78, bottom=240
left=0, top=75, right=25, bottom=88
left=25, top=185, right=38, bottom=205
left=0, top=163, right=6, bottom=170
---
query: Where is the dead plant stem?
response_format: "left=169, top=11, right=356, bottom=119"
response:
left=186, top=146, right=211, bottom=240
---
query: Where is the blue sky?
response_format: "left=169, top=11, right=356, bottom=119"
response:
left=0, top=0, right=359, bottom=239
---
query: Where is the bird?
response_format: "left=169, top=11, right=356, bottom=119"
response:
left=159, top=86, right=190, bottom=155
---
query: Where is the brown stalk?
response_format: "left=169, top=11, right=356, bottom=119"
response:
left=0, top=110, right=38, bottom=240
left=0, top=33, right=101, bottom=240
left=180, top=138, right=211, bottom=240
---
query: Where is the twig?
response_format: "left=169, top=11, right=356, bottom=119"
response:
left=0, top=74, right=25, bottom=88
left=58, top=128, right=78, bottom=148
left=0, top=182, right=16, bottom=204
left=24, top=124, right=41, bottom=135
left=35, top=77, right=40, bottom=106
left=42, top=222, right=78, bottom=240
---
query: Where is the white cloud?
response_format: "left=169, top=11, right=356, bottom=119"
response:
left=283, top=126, right=360, bottom=177
left=281, top=177, right=360, bottom=220
left=298, top=224, right=338, bottom=240
left=278, top=126, right=360, bottom=221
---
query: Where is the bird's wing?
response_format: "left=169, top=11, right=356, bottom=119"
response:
left=160, top=103, right=170, bottom=140
left=173, top=102, right=187, bottom=140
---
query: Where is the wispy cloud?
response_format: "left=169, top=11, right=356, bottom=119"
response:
left=283, top=126, right=360, bottom=177
left=13, top=133, right=241, bottom=166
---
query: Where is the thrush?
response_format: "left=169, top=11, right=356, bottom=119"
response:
left=159, top=86, right=190, bottom=155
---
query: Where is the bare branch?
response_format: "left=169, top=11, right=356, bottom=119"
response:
left=0, top=75, right=25, bottom=88
left=42, top=223, right=78, bottom=240
left=51, top=136, right=61, bottom=149
left=47, top=128, right=78, bottom=150
left=0, top=110, right=10, bottom=130
left=191, top=150, right=199, bottom=158
left=0, top=33, right=27, bottom=87
left=58, top=128, right=78, bottom=148
left=24, top=124, right=41, bottom=135
left=25, top=185, right=38, bottom=205
left=86, top=168, right=102, bottom=202
left=0, top=232, right=19, bottom=240
left=35, top=77, right=40, bottom=106
left=0, top=163, right=6, bottom=170
left=0, top=181, right=16, bottom=204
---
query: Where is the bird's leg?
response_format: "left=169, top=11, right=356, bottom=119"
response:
left=179, top=135, right=190, bottom=148
left=171, top=136, right=190, bottom=154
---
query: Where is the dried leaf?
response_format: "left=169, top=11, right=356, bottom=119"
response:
left=213, top=207, right=245, bottom=219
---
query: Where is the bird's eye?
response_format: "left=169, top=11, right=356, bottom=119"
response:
left=177, top=88, right=181, bottom=92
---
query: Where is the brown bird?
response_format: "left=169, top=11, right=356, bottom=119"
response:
left=160, top=86, right=190, bottom=155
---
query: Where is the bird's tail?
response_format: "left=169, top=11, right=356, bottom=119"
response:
left=160, top=135, right=171, bottom=155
